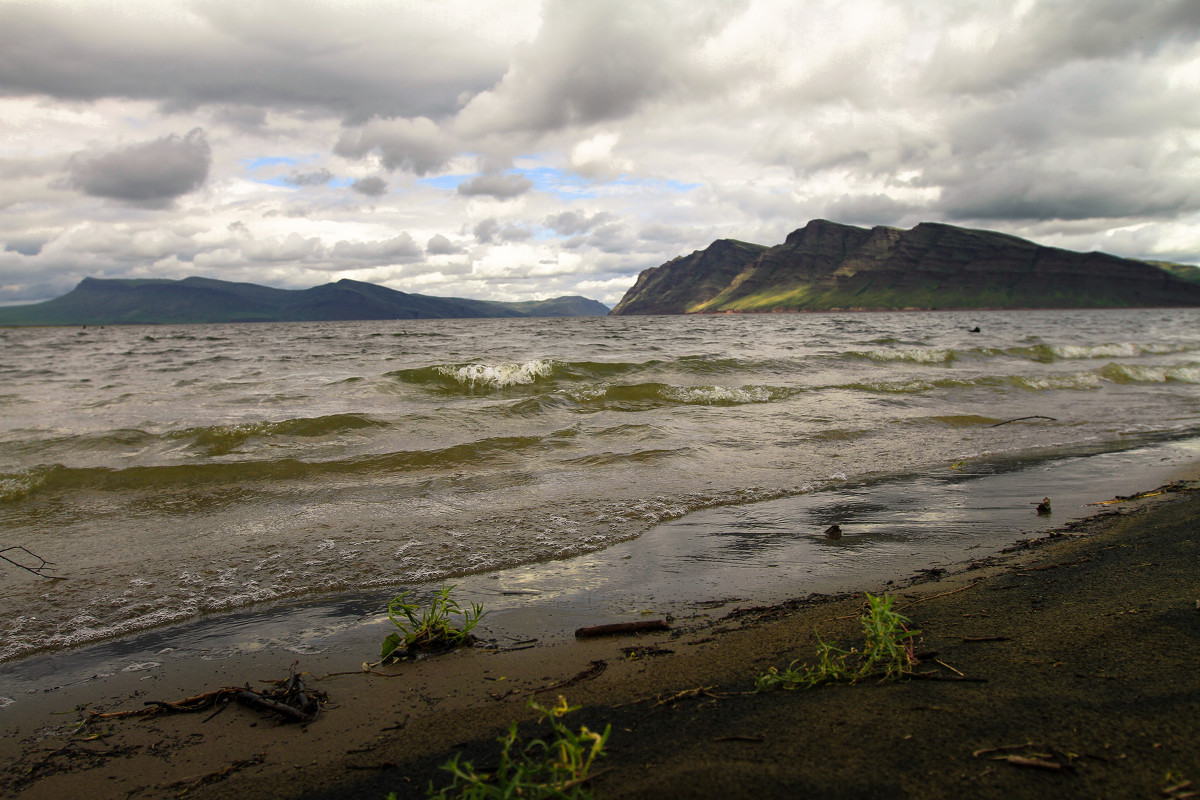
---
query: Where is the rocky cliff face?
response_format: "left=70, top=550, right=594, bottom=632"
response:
left=608, top=239, right=769, bottom=315
left=610, top=220, right=1200, bottom=314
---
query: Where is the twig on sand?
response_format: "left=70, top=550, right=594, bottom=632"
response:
left=826, top=582, right=979, bottom=622
left=972, top=742, right=1076, bottom=771
left=531, top=659, right=607, bottom=695
left=896, top=582, right=979, bottom=612
left=1003, top=755, right=1067, bottom=771
left=615, top=685, right=725, bottom=709
left=990, top=416, right=1057, bottom=427
left=162, top=752, right=266, bottom=796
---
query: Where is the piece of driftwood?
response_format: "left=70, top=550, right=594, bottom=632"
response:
left=574, top=620, right=669, bottom=638
left=235, top=690, right=317, bottom=723
left=85, top=665, right=324, bottom=726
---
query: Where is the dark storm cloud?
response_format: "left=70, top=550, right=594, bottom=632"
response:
left=3, top=236, right=45, bottom=256
left=284, top=168, right=333, bottom=187
left=350, top=176, right=389, bottom=197
left=0, top=2, right=505, bottom=123
left=65, top=128, right=211, bottom=207
left=935, top=160, right=1200, bottom=223
left=456, top=172, right=533, bottom=199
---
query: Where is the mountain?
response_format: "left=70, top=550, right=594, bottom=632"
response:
left=610, top=220, right=1200, bottom=315
left=0, top=277, right=609, bottom=326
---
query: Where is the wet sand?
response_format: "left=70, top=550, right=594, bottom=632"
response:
left=3, top=474, right=1199, bottom=799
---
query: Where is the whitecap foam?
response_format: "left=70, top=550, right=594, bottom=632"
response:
left=852, top=348, right=955, bottom=364
left=438, top=359, right=556, bottom=389
left=663, top=385, right=781, bottom=405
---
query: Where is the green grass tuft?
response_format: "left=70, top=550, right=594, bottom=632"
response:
left=380, top=583, right=486, bottom=662
left=413, top=695, right=611, bottom=799
left=756, top=593, right=919, bottom=691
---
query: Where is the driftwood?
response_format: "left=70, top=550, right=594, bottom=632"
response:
left=85, top=664, right=324, bottom=726
left=575, top=620, right=669, bottom=638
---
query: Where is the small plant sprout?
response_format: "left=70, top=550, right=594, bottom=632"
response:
left=756, top=592, right=920, bottom=691
left=418, top=695, right=611, bottom=799
left=380, top=583, right=487, bottom=662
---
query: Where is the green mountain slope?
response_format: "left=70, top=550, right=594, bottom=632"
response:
left=610, top=220, right=1200, bottom=315
left=0, top=277, right=609, bottom=326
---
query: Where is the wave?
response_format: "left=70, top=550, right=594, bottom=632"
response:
left=837, top=361, right=1200, bottom=395
left=566, top=383, right=800, bottom=410
left=993, top=342, right=1193, bottom=362
left=0, top=434, right=547, bottom=502
left=847, top=348, right=957, bottom=364
left=388, top=356, right=794, bottom=396
left=1098, top=362, right=1200, bottom=384
left=843, top=341, right=1196, bottom=367
left=169, top=413, right=387, bottom=456
left=390, top=359, right=584, bottom=394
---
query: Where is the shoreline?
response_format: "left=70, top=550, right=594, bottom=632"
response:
left=3, top=470, right=1199, bottom=798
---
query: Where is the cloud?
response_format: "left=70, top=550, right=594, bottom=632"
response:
left=454, top=0, right=728, bottom=137
left=350, top=176, right=388, bottom=197
left=824, top=193, right=917, bottom=226
left=334, top=116, right=454, bottom=175
left=473, top=218, right=532, bottom=244
left=330, top=233, right=423, bottom=264
left=427, top=233, right=465, bottom=255
left=65, top=128, right=211, bottom=207
left=544, top=210, right=614, bottom=235
left=0, top=0, right=520, bottom=123
left=457, top=172, right=533, bottom=199
left=923, top=1, right=1200, bottom=96
left=283, top=168, right=334, bottom=187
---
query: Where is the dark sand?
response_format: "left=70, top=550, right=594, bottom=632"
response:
left=3, top=475, right=1199, bottom=799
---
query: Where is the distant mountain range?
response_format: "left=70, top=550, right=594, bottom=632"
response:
left=610, top=219, right=1200, bottom=315
left=0, top=277, right=610, bottom=326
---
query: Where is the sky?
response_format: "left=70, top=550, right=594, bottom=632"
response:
left=2, top=0, right=1199, bottom=308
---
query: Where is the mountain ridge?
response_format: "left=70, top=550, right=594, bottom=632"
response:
left=609, top=219, right=1200, bottom=315
left=0, top=276, right=610, bottom=326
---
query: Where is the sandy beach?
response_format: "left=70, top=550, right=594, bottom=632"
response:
left=3, top=472, right=1199, bottom=800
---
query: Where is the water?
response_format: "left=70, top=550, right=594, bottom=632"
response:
left=1, top=308, right=1199, bottom=663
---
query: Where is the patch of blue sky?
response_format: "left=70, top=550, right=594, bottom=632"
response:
left=417, top=174, right=469, bottom=190
left=417, top=166, right=699, bottom=200
left=242, top=155, right=301, bottom=171
left=250, top=175, right=292, bottom=187
left=521, top=167, right=597, bottom=199
left=607, top=176, right=702, bottom=194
